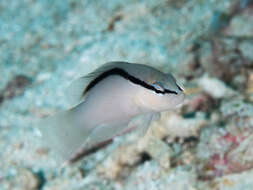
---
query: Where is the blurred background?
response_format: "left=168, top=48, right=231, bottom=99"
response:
left=1, top=0, right=253, bottom=189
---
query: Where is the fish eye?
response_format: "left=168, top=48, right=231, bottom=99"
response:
left=152, top=82, right=164, bottom=92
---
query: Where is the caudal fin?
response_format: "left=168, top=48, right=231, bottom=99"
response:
left=38, top=109, right=91, bottom=162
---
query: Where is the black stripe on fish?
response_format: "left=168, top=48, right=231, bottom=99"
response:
left=176, top=84, right=183, bottom=91
left=83, top=68, right=178, bottom=96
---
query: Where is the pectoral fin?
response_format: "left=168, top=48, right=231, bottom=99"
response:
left=83, top=122, right=129, bottom=149
left=127, top=113, right=155, bottom=137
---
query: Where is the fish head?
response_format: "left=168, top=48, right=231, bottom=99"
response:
left=135, top=73, right=185, bottom=112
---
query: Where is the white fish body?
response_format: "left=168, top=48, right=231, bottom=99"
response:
left=39, top=62, right=184, bottom=162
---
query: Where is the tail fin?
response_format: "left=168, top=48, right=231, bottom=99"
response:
left=38, top=109, right=91, bottom=163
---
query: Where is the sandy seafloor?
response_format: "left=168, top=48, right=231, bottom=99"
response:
left=1, top=0, right=253, bottom=189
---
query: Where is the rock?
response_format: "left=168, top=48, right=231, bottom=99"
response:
left=152, top=112, right=207, bottom=139
left=225, top=13, right=253, bottom=37
left=239, top=42, right=253, bottom=62
left=97, top=133, right=172, bottom=179
left=198, top=75, right=235, bottom=99
left=1, top=168, right=41, bottom=190
left=247, top=71, right=253, bottom=94
left=0, top=75, right=32, bottom=103
left=211, top=169, right=253, bottom=190
left=125, top=161, right=198, bottom=190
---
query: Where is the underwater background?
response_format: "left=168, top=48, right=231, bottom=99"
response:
left=1, top=0, right=253, bottom=189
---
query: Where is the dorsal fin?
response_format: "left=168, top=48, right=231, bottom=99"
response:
left=66, top=62, right=127, bottom=106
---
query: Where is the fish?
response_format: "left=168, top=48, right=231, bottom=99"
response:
left=38, top=62, right=185, bottom=163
